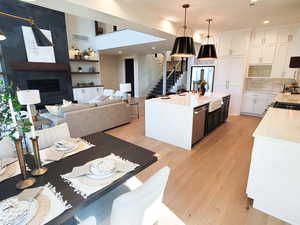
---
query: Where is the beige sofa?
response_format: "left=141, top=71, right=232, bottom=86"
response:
left=41, top=101, right=130, bottom=138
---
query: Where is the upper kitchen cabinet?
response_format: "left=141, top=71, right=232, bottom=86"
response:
left=218, top=29, right=251, bottom=57
left=249, top=28, right=278, bottom=65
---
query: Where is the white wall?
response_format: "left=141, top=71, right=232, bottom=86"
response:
left=65, top=14, right=102, bottom=87
left=137, top=54, right=163, bottom=97
left=65, top=14, right=96, bottom=50
left=100, top=54, right=122, bottom=90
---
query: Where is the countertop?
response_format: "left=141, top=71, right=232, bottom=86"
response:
left=275, top=93, right=300, bottom=104
left=146, top=92, right=230, bottom=108
left=253, top=107, right=300, bottom=143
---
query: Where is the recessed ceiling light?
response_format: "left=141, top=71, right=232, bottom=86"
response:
left=152, top=47, right=156, bottom=50
left=118, top=50, right=123, bottom=54
left=263, top=20, right=270, bottom=24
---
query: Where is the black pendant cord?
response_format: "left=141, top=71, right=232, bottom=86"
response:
left=182, top=4, right=190, bottom=37
left=206, top=19, right=212, bottom=44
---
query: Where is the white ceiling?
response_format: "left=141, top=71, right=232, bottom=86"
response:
left=118, top=0, right=300, bottom=33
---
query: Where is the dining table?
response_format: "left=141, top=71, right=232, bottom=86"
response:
left=0, top=132, right=158, bottom=225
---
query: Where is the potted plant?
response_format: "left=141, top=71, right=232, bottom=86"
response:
left=82, top=50, right=90, bottom=60
left=0, top=81, right=31, bottom=140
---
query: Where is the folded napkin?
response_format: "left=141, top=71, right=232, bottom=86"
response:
left=18, top=187, right=43, bottom=202
left=66, top=164, right=91, bottom=178
left=44, top=150, right=65, bottom=161
left=0, top=158, right=17, bottom=169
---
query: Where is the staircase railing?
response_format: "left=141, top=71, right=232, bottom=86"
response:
left=167, top=61, right=182, bottom=80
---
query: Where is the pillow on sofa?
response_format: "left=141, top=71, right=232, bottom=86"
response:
left=95, top=98, right=123, bottom=106
left=103, top=89, right=115, bottom=96
left=60, top=103, right=96, bottom=113
left=45, top=105, right=62, bottom=117
left=88, top=95, right=109, bottom=104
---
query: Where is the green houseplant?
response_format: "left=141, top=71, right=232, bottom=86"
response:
left=0, top=80, right=31, bottom=141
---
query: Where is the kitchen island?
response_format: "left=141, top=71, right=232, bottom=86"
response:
left=247, top=107, right=300, bottom=225
left=145, top=93, right=230, bottom=150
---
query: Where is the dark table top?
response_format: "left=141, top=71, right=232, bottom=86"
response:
left=0, top=132, right=157, bottom=225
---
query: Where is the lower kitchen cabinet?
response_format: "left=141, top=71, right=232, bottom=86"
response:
left=206, top=95, right=231, bottom=135
left=241, top=92, right=277, bottom=116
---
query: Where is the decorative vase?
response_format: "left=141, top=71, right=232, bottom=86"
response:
left=200, top=85, right=206, bottom=96
left=15, top=137, right=36, bottom=189
left=84, top=55, right=89, bottom=60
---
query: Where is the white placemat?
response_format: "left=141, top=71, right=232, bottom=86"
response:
left=61, top=154, right=139, bottom=198
left=38, top=138, right=94, bottom=165
left=0, top=161, right=22, bottom=183
left=40, top=183, right=71, bottom=224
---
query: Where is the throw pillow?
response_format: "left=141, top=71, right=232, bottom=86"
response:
left=62, top=99, right=72, bottom=107
left=45, top=105, right=63, bottom=117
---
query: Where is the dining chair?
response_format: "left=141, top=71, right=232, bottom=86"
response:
left=76, top=166, right=171, bottom=225
left=0, top=136, right=17, bottom=159
left=26, top=122, right=71, bottom=152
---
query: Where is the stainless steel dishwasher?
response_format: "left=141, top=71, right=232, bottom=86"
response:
left=192, top=105, right=207, bottom=145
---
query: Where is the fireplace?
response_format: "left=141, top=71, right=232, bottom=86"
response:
left=27, top=79, right=60, bottom=93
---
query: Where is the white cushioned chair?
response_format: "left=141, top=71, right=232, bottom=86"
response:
left=0, top=137, right=17, bottom=159
left=76, top=167, right=171, bottom=225
left=26, top=122, right=71, bottom=152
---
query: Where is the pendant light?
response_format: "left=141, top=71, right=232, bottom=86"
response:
left=171, top=4, right=195, bottom=58
left=0, top=11, right=53, bottom=46
left=197, top=19, right=217, bottom=60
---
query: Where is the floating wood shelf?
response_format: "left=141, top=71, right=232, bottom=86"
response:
left=73, top=85, right=104, bottom=89
left=69, top=59, right=99, bottom=62
left=11, top=62, right=69, bottom=71
left=71, top=72, right=100, bottom=74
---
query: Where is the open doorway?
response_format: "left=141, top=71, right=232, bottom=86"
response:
left=125, top=58, right=135, bottom=97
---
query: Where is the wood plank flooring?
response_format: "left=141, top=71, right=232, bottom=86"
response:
left=106, top=100, right=289, bottom=225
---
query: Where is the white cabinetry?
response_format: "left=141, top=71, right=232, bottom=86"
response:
left=249, top=28, right=277, bottom=65
left=73, top=87, right=104, bottom=103
left=218, top=29, right=251, bottom=57
left=214, top=56, right=247, bottom=115
left=241, top=92, right=277, bottom=116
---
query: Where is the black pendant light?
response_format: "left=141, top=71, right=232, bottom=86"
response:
left=171, top=4, right=195, bottom=58
left=31, top=23, right=53, bottom=46
left=197, top=19, right=217, bottom=60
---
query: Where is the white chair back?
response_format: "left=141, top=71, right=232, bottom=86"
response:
left=26, top=123, right=71, bottom=152
left=103, top=89, right=115, bottom=97
left=110, top=167, right=170, bottom=225
left=0, top=137, right=17, bottom=159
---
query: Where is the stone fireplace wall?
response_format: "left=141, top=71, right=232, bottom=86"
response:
left=0, top=0, right=73, bottom=105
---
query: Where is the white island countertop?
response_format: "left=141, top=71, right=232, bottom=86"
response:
left=253, top=107, right=300, bottom=143
left=146, top=92, right=230, bottom=108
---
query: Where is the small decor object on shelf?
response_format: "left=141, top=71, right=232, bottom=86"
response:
left=74, top=48, right=82, bottom=60
left=0, top=81, right=35, bottom=189
left=17, top=89, right=48, bottom=176
left=78, top=67, right=83, bottom=72
left=89, top=66, right=96, bottom=72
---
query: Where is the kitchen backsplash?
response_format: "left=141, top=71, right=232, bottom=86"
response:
left=245, top=78, right=296, bottom=92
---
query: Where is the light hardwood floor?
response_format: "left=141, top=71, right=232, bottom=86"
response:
left=106, top=101, right=289, bottom=225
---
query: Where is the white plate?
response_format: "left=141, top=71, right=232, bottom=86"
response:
left=17, top=200, right=39, bottom=225
left=0, top=199, right=38, bottom=225
left=54, top=141, right=78, bottom=153
left=86, top=159, right=116, bottom=180
left=86, top=170, right=115, bottom=180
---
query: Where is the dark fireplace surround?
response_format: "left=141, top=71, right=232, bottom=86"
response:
left=0, top=0, right=73, bottom=106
